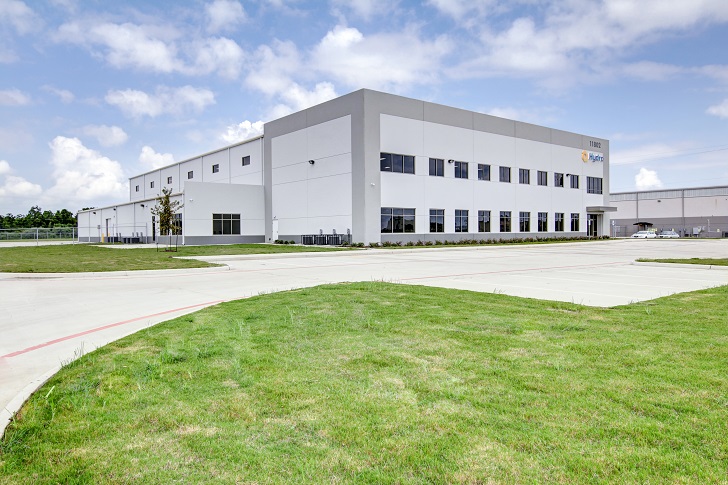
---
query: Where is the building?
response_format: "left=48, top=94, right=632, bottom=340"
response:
left=610, top=186, right=728, bottom=237
left=78, top=89, right=614, bottom=245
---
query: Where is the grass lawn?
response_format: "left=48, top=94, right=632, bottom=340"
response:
left=1, top=283, right=726, bottom=484
left=0, top=243, right=346, bottom=273
left=637, top=257, right=728, bottom=267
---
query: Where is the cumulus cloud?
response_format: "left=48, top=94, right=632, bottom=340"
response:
left=205, top=0, right=246, bottom=33
left=139, top=146, right=174, bottom=169
left=635, top=167, right=663, bottom=190
left=54, top=20, right=244, bottom=78
left=311, top=25, right=452, bottom=91
left=245, top=40, right=302, bottom=97
left=269, top=82, right=337, bottom=118
left=706, top=99, right=728, bottom=119
left=81, top=125, right=128, bottom=147
left=0, top=175, right=42, bottom=198
left=0, top=88, right=31, bottom=106
left=42, top=85, right=75, bottom=103
left=0, top=0, right=41, bottom=34
left=105, top=85, right=216, bottom=118
left=44, top=136, right=127, bottom=204
left=0, top=160, right=11, bottom=175
left=221, top=120, right=264, bottom=144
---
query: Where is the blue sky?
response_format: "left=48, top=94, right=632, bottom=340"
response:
left=1, top=0, right=728, bottom=214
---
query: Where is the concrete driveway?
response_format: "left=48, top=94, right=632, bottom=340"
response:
left=2, top=238, right=727, bottom=435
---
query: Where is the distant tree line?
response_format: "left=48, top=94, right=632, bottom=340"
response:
left=0, top=206, right=78, bottom=228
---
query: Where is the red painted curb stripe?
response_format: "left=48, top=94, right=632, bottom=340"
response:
left=2, top=300, right=224, bottom=358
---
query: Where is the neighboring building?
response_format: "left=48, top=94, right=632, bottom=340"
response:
left=610, top=186, right=728, bottom=238
left=78, top=89, right=614, bottom=245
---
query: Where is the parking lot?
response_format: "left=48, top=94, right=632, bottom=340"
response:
left=2, top=238, right=727, bottom=434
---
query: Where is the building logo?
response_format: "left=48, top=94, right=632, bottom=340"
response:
left=581, top=150, right=604, bottom=163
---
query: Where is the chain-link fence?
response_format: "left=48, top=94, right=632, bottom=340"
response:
left=0, top=227, right=77, bottom=241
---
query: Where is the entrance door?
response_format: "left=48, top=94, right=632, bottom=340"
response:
left=587, top=214, right=598, bottom=237
left=105, top=218, right=111, bottom=242
left=272, top=219, right=279, bottom=241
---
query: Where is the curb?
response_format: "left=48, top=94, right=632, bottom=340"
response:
left=632, top=261, right=728, bottom=271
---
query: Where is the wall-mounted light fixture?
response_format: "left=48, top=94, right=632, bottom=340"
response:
left=92, top=211, right=96, bottom=215
left=308, top=159, right=315, bottom=165
left=140, top=204, right=145, bottom=208
left=113, top=207, right=117, bottom=211
left=448, top=159, right=454, bottom=164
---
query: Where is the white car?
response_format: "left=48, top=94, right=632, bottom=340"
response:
left=657, top=230, right=680, bottom=238
left=631, top=231, right=657, bottom=239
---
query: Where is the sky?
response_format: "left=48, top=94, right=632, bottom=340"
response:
left=1, top=0, right=728, bottom=214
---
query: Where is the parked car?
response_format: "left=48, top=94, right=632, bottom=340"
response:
left=657, top=230, right=680, bottom=238
left=631, top=231, right=657, bottom=239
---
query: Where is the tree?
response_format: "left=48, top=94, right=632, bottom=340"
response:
left=150, top=188, right=183, bottom=239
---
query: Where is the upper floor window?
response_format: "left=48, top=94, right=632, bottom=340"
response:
left=569, top=174, right=579, bottom=189
left=150, top=181, right=155, bottom=188
left=381, top=207, right=415, bottom=233
left=212, top=164, right=220, bottom=173
left=242, top=155, right=250, bottom=166
left=429, top=209, right=444, bottom=233
left=554, top=172, right=564, bottom=187
left=587, top=176, right=603, bottom=194
left=454, top=161, right=468, bottom=179
left=135, top=185, right=139, bottom=192
left=478, top=164, right=490, bottom=181
left=519, top=168, right=530, bottom=184
left=381, top=152, right=415, bottom=174
left=429, top=158, right=444, bottom=176
left=537, top=170, right=547, bottom=186
left=167, top=176, right=172, bottom=184
left=187, top=171, right=194, bottom=179
left=499, top=166, right=511, bottom=183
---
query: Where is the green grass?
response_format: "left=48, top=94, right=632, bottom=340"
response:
left=0, top=243, right=346, bottom=273
left=637, top=257, right=728, bottom=266
left=2, top=283, right=727, bottom=484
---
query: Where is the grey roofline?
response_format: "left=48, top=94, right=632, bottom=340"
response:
left=76, top=191, right=183, bottom=215
left=610, top=184, right=728, bottom=195
left=129, top=135, right=264, bottom=180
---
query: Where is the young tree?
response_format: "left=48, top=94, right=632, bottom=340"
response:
left=150, top=188, right=183, bottom=238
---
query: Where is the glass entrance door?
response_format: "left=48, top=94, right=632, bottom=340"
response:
left=587, top=214, right=598, bottom=237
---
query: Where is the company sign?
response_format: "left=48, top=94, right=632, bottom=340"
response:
left=581, top=150, right=604, bottom=163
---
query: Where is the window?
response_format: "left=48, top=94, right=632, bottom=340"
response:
left=587, top=176, right=603, bottom=194
left=381, top=207, right=415, bottom=233
left=519, top=168, right=530, bottom=184
left=537, top=171, right=547, bottom=186
left=569, top=174, right=579, bottom=189
left=212, top=213, right=240, bottom=235
left=571, top=213, right=580, bottom=231
left=478, top=210, right=491, bottom=232
left=150, top=181, right=154, bottom=188
left=555, top=212, right=564, bottom=232
left=478, top=164, right=490, bottom=181
left=135, top=185, right=139, bottom=192
left=455, top=209, right=469, bottom=232
left=429, top=158, right=444, bottom=176
left=167, top=176, right=172, bottom=184
left=380, top=152, right=415, bottom=174
left=499, top=166, right=511, bottom=183
left=454, top=161, right=468, bottom=179
left=429, top=209, right=444, bottom=232
left=187, top=171, right=194, bottom=179
left=519, top=211, right=530, bottom=232
left=554, top=172, right=564, bottom=187
left=242, top=155, right=250, bottom=166
left=500, top=211, right=511, bottom=232
left=537, top=212, right=548, bottom=232
left=212, top=164, right=220, bottom=173
left=172, top=213, right=183, bottom=235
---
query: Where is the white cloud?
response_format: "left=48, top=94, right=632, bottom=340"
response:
left=0, top=0, right=41, bottom=34
left=311, top=25, right=452, bottom=91
left=245, top=40, right=302, bottom=97
left=43, top=136, right=127, bottom=204
left=706, top=99, right=728, bottom=119
left=42, top=85, right=75, bottom=103
left=612, top=143, right=695, bottom=165
left=635, top=167, right=663, bottom=190
left=187, top=37, right=245, bottom=79
left=205, top=0, right=246, bottom=33
left=272, top=82, right=337, bottom=117
left=220, top=120, right=264, bottom=144
left=139, top=146, right=174, bottom=169
left=331, top=0, right=394, bottom=20
left=0, top=160, right=11, bottom=175
left=0, top=175, right=42, bottom=198
left=105, top=85, right=215, bottom=118
left=621, top=61, right=684, bottom=81
left=81, top=125, right=128, bottom=147
left=0, top=88, right=31, bottom=106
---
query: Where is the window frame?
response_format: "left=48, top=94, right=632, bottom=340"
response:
left=212, top=213, right=241, bottom=235
left=519, top=211, right=530, bottom=232
left=187, top=170, right=194, bottom=180
left=455, top=209, right=469, bottom=233
left=555, top=212, right=564, bottom=232
left=167, top=176, right=173, bottom=184
left=242, top=155, right=250, bottom=166
left=380, top=152, right=415, bottom=175
left=429, top=209, right=444, bottom=233
left=454, top=161, right=469, bottom=179
left=477, top=164, right=491, bottom=181
left=569, top=174, right=579, bottom=189
left=571, top=213, right=580, bottom=231
left=150, top=181, right=154, bottom=189
left=537, top=170, right=547, bottom=186
left=429, top=158, right=444, bottom=177
left=381, top=207, right=416, bottom=233
left=212, top=164, right=220, bottom=173
left=554, top=172, right=564, bottom=188
left=135, top=185, right=139, bottom=192
left=500, top=211, right=512, bottom=232
left=518, top=168, right=530, bottom=185
left=478, top=210, right=491, bottom=232
left=537, top=212, right=548, bottom=232
left=586, top=176, right=603, bottom=194
left=499, top=166, right=511, bottom=183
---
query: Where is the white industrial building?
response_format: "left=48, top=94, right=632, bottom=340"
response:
left=78, top=89, right=614, bottom=245
left=610, top=186, right=728, bottom=237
